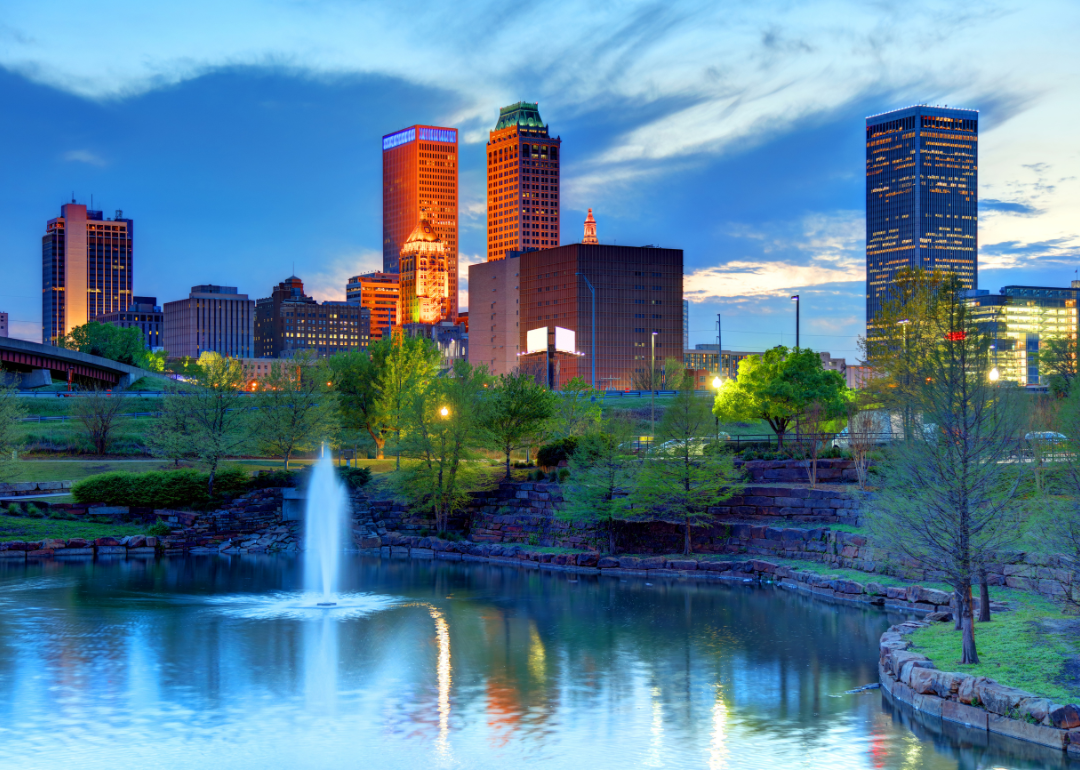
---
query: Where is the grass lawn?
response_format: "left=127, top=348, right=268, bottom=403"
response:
left=7, top=460, right=180, bottom=483
left=0, top=513, right=152, bottom=542
left=909, top=593, right=1080, bottom=702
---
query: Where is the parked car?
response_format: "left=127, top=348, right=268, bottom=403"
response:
left=1024, top=431, right=1067, bottom=444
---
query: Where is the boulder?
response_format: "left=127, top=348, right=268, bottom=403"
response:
left=597, top=557, right=619, bottom=569
left=668, top=560, right=697, bottom=571
left=924, top=611, right=953, bottom=623
left=1017, top=697, right=1055, bottom=726
left=976, top=681, right=1035, bottom=716
left=1050, top=704, right=1080, bottom=729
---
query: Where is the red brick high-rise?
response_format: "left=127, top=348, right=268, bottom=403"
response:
left=487, top=103, right=561, bottom=261
left=382, top=125, right=458, bottom=321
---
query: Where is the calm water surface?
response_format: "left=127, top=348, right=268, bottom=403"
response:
left=0, top=555, right=1072, bottom=769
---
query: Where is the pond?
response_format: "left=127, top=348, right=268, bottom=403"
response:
left=0, top=555, right=1072, bottom=769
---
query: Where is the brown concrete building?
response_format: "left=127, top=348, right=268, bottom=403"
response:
left=254, top=276, right=370, bottom=358
left=487, top=102, right=561, bottom=261
left=382, top=125, right=458, bottom=321
left=164, top=285, right=254, bottom=360
left=346, top=272, right=399, bottom=341
left=468, top=253, right=521, bottom=376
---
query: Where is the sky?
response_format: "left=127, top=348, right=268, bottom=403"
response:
left=1, top=0, right=1078, bottom=361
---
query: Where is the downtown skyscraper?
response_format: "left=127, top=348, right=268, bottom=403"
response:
left=382, top=125, right=458, bottom=322
left=865, top=105, right=978, bottom=325
left=42, top=202, right=133, bottom=345
left=487, top=102, right=561, bottom=261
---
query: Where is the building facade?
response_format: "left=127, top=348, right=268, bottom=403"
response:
left=95, top=296, right=163, bottom=350
left=163, top=285, right=255, bottom=360
left=382, top=125, right=458, bottom=321
left=255, top=276, right=370, bottom=359
left=966, top=282, right=1079, bottom=387
left=468, top=253, right=521, bottom=376
left=42, top=203, right=133, bottom=345
left=866, top=105, right=978, bottom=326
left=487, top=102, right=561, bottom=261
left=684, top=346, right=763, bottom=380
left=398, top=214, right=450, bottom=325
left=401, top=321, right=468, bottom=370
left=345, top=272, right=399, bottom=341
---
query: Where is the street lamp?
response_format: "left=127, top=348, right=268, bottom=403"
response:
left=650, top=331, right=658, bottom=447
left=790, top=295, right=800, bottom=349
left=989, top=367, right=1000, bottom=382
left=440, top=406, right=449, bottom=418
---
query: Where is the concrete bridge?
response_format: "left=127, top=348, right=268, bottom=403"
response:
left=0, top=337, right=168, bottom=389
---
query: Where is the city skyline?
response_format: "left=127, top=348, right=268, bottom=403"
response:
left=2, top=1, right=1078, bottom=359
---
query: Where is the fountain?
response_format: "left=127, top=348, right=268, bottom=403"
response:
left=304, top=447, right=349, bottom=606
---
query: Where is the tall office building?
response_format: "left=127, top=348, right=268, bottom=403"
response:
left=382, top=125, right=458, bottom=321
left=255, top=276, right=370, bottom=358
left=96, top=296, right=163, bottom=350
left=468, top=253, right=521, bottom=376
left=487, top=102, right=561, bottom=261
left=163, top=285, right=255, bottom=359
left=42, top=203, right=133, bottom=345
left=397, top=214, right=451, bottom=326
left=866, top=105, right=978, bottom=325
left=345, top=272, right=399, bottom=341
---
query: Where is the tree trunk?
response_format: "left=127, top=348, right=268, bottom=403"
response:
left=208, top=463, right=217, bottom=498
left=960, top=585, right=979, bottom=664
left=609, top=522, right=616, bottom=555
left=684, top=516, right=691, bottom=555
left=954, top=589, right=963, bottom=631
left=505, top=448, right=512, bottom=480
left=978, top=569, right=992, bottom=622
left=284, top=454, right=290, bottom=471
left=374, top=436, right=385, bottom=460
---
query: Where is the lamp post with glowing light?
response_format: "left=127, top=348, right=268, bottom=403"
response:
left=440, top=406, right=449, bottom=418
left=650, top=331, right=658, bottom=447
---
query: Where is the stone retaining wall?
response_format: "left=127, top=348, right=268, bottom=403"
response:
left=879, top=622, right=1080, bottom=756
left=734, top=458, right=866, bottom=484
left=0, top=535, right=161, bottom=560
left=0, top=480, right=73, bottom=498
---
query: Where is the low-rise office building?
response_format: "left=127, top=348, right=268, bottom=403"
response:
left=164, top=285, right=255, bottom=360
left=255, top=276, right=370, bottom=359
left=345, top=272, right=399, bottom=341
left=96, top=296, right=163, bottom=350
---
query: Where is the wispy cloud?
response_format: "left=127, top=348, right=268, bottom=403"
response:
left=62, top=149, right=107, bottom=166
left=982, top=198, right=1040, bottom=216
left=303, top=250, right=381, bottom=303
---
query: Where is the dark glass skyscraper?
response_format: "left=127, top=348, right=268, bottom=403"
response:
left=865, top=105, right=978, bottom=325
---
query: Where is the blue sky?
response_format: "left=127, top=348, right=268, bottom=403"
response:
left=1, top=0, right=1078, bottom=361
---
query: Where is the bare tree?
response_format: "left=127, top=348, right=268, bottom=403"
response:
left=846, top=406, right=877, bottom=491
left=867, top=282, right=1026, bottom=664
left=72, top=388, right=127, bottom=455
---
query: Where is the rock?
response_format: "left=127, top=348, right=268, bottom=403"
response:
left=94, top=537, right=120, bottom=547
left=919, top=587, right=952, bottom=605
left=617, top=557, right=642, bottom=569
left=976, top=681, right=1035, bottom=716
left=598, top=557, right=619, bottom=568
left=668, top=560, right=697, bottom=570
left=1017, top=697, right=1054, bottom=725
left=1050, top=704, right=1080, bottom=729
left=957, top=675, right=988, bottom=705
left=577, top=553, right=599, bottom=568
left=924, top=611, right=953, bottom=623
left=865, top=582, right=888, bottom=596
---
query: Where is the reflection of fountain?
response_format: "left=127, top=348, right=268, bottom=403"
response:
left=304, top=447, right=349, bottom=604
left=429, top=607, right=452, bottom=758
left=304, top=609, right=340, bottom=714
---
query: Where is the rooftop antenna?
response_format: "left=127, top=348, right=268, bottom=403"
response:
left=71, top=192, right=75, bottom=203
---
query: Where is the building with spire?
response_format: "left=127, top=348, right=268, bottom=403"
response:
left=398, top=213, right=450, bottom=325
left=583, top=209, right=598, bottom=244
left=486, top=102, right=561, bottom=261
left=382, top=124, right=458, bottom=320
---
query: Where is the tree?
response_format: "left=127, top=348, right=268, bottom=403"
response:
left=380, top=336, right=441, bottom=469
left=1040, top=336, right=1077, bottom=397
left=60, top=321, right=146, bottom=367
left=559, top=418, right=639, bottom=553
left=164, top=354, right=249, bottom=496
left=394, top=360, right=491, bottom=532
left=866, top=285, right=1026, bottom=664
left=487, top=371, right=557, bottom=479
left=249, top=354, right=338, bottom=470
left=550, top=376, right=602, bottom=439
left=327, top=342, right=398, bottom=460
left=146, top=396, right=197, bottom=467
left=72, top=388, right=127, bottom=454
left=631, top=357, right=687, bottom=391
left=634, top=384, right=742, bottom=554
left=0, top=382, right=27, bottom=480
left=1035, top=386, right=1080, bottom=613
left=713, top=346, right=847, bottom=449
left=797, top=395, right=846, bottom=488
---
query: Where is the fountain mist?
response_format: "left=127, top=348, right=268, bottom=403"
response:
left=303, top=447, right=349, bottom=601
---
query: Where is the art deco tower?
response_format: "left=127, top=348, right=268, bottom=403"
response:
left=583, top=208, right=598, bottom=244
left=399, top=213, right=450, bottom=325
left=382, top=125, right=458, bottom=321
left=486, top=102, right=561, bottom=261
left=865, top=105, right=978, bottom=326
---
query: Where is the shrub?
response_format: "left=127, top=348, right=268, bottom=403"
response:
left=249, top=469, right=300, bottom=489
left=339, top=467, right=372, bottom=490
left=537, top=436, right=579, bottom=468
left=25, top=504, right=44, bottom=518
left=557, top=467, right=571, bottom=482
left=146, top=522, right=172, bottom=537
left=47, top=508, right=76, bottom=521
left=4, top=503, right=19, bottom=516
left=72, top=466, right=253, bottom=509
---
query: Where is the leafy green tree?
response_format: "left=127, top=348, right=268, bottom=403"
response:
left=0, top=382, right=27, bottom=480
left=1039, top=336, right=1077, bottom=397
left=713, top=346, right=847, bottom=448
left=631, top=357, right=687, bottom=391
left=867, top=285, right=1026, bottom=664
left=327, top=342, right=397, bottom=460
left=551, top=376, right=602, bottom=439
left=559, top=419, right=639, bottom=553
left=60, top=321, right=146, bottom=366
left=380, top=336, right=441, bottom=469
left=635, top=386, right=742, bottom=554
left=488, top=371, right=557, bottom=479
left=72, top=388, right=127, bottom=454
left=249, top=354, right=339, bottom=470
left=394, top=360, right=492, bottom=532
left=146, top=395, right=197, bottom=467
left=163, top=354, right=249, bottom=495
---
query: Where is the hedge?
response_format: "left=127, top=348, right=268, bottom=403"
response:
left=72, top=466, right=251, bottom=508
left=537, top=437, right=579, bottom=468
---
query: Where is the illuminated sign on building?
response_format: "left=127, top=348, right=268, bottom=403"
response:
left=526, top=327, right=548, bottom=354
left=418, top=127, right=457, bottom=144
left=382, top=127, right=416, bottom=151
left=554, top=327, right=575, bottom=354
